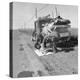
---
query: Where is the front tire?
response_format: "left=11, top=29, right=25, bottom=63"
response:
left=35, top=43, right=41, bottom=49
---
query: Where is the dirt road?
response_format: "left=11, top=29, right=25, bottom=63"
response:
left=13, top=30, right=78, bottom=77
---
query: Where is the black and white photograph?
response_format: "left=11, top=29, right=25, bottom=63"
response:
left=10, top=2, right=78, bottom=78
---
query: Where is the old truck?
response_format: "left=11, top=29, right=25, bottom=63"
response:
left=32, top=10, right=71, bottom=54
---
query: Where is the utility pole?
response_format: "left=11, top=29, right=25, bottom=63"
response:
left=55, top=6, right=58, bottom=17
left=34, top=8, right=38, bottom=36
left=52, top=11, right=54, bottom=18
left=55, top=6, right=60, bottom=17
left=35, top=8, right=37, bottom=19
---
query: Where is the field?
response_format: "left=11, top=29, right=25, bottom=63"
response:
left=12, top=28, right=78, bottom=78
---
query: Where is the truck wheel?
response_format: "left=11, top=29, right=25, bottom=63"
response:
left=35, top=43, right=41, bottom=49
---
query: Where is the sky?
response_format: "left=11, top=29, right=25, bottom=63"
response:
left=12, top=2, right=78, bottom=29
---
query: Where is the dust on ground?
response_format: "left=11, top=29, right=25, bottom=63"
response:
left=12, top=28, right=78, bottom=77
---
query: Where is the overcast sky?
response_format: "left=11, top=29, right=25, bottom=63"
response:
left=13, top=2, right=78, bottom=29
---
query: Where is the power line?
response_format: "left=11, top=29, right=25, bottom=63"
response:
left=38, top=4, right=49, bottom=13
left=25, top=4, right=51, bottom=27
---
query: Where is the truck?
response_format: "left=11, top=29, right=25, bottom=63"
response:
left=32, top=8, right=71, bottom=54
